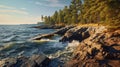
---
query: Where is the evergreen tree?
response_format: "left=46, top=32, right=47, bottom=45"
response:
left=43, top=0, right=120, bottom=28
left=52, top=11, right=58, bottom=24
left=58, top=10, right=64, bottom=24
left=41, top=15, right=44, bottom=21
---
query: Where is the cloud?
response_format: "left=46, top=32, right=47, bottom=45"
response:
left=35, top=2, right=42, bottom=5
left=35, top=0, right=65, bottom=7
left=45, top=0, right=59, bottom=3
left=0, top=5, right=14, bottom=9
left=0, top=5, right=39, bottom=25
left=21, top=8, right=26, bottom=10
left=0, top=9, right=29, bottom=15
left=48, top=3, right=65, bottom=7
left=0, top=5, right=28, bottom=15
left=0, top=14, right=39, bottom=25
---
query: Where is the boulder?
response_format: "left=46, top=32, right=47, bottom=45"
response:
left=0, top=54, right=50, bottom=67
left=22, top=54, right=50, bottom=67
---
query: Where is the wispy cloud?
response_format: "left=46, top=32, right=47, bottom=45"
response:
left=45, top=0, right=59, bottom=3
left=0, top=14, right=38, bottom=24
left=0, top=4, right=39, bottom=24
left=35, top=2, right=42, bottom=5
left=0, top=9, right=29, bottom=15
left=21, top=8, right=26, bottom=10
left=35, top=0, right=65, bottom=7
left=0, top=5, right=14, bottom=9
left=0, top=5, right=28, bottom=15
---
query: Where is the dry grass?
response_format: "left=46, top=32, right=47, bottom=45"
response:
left=77, top=23, right=102, bottom=27
left=77, top=23, right=120, bottom=30
left=106, top=26, right=120, bottom=32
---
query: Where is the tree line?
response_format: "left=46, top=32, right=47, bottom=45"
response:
left=41, top=0, right=120, bottom=27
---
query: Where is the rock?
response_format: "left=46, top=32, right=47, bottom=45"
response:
left=0, top=57, right=17, bottom=67
left=54, top=25, right=75, bottom=35
left=32, top=33, right=54, bottom=40
left=60, top=26, right=105, bottom=42
left=32, top=25, right=75, bottom=40
left=22, top=54, right=50, bottom=67
left=65, top=29, right=120, bottom=67
left=0, top=54, right=51, bottom=67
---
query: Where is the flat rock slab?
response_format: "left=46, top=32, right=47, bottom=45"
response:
left=32, top=25, right=75, bottom=40
left=32, top=34, right=54, bottom=40
left=0, top=54, right=50, bottom=67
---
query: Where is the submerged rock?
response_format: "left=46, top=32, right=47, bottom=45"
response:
left=0, top=54, right=50, bottom=67
left=65, top=30, right=120, bottom=67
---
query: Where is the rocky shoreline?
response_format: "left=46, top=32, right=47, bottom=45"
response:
left=65, top=29, right=120, bottom=67
left=0, top=25, right=120, bottom=67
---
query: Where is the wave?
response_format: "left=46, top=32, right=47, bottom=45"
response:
left=40, top=39, right=58, bottom=42
left=0, top=42, right=15, bottom=51
left=30, top=38, right=59, bottom=43
left=2, top=36, right=17, bottom=42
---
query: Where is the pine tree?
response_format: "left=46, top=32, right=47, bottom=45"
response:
left=52, top=11, right=58, bottom=24
left=41, top=15, right=44, bottom=21
left=58, top=10, right=64, bottom=24
left=43, top=0, right=120, bottom=28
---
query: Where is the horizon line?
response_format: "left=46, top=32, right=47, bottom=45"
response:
left=0, top=23, right=37, bottom=25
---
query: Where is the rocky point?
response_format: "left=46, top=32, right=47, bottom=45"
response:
left=63, top=26, right=120, bottom=67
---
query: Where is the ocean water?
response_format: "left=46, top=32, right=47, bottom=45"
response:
left=0, top=24, right=68, bottom=60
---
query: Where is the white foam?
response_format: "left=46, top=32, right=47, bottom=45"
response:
left=67, top=40, right=80, bottom=48
left=2, top=36, right=16, bottom=42
left=40, top=39, right=58, bottom=42
left=30, top=38, right=59, bottom=43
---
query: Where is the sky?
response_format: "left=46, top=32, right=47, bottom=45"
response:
left=0, top=0, right=71, bottom=25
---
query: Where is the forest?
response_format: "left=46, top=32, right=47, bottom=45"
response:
left=41, top=0, right=120, bottom=28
